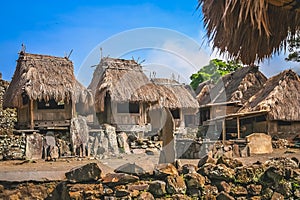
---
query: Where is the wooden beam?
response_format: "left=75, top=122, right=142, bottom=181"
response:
left=237, top=116, right=240, bottom=139
left=222, top=120, right=226, bottom=143
left=29, top=100, right=34, bottom=129
left=71, top=101, right=76, bottom=118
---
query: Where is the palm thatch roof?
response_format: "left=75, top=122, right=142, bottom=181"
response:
left=3, top=52, right=93, bottom=111
left=196, top=79, right=214, bottom=103
left=151, top=78, right=199, bottom=109
left=199, top=66, right=267, bottom=105
left=91, top=58, right=159, bottom=112
left=198, top=0, right=300, bottom=64
left=239, top=70, right=300, bottom=121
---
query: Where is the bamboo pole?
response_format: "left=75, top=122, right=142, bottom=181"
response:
left=237, top=116, right=240, bottom=139
left=222, top=120, right=226, bottom=143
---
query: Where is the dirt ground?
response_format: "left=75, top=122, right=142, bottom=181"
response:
left=0, top=148, right=299, bottom=182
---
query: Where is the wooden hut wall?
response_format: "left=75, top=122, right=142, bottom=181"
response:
left=33, top=101, right=72, bottom=122
left=268, top=120, right=300, bottom=139
left=107, top=101, right=148, bottom=126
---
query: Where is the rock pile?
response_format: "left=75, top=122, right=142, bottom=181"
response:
left=0, top=75, right=17, bottom=135
left=0, top=134, right=26, bottom=160
left=0, top=156, right=299, bottom=199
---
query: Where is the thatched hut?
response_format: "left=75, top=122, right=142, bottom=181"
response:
left=238, top=69, right=300, bottom=140
left=199, top=66, right=267, bottom=125
left=151, top=78, right=199, bottom=129
left=3, top=52, right=93, bottom=130
left=198, top=0, right=300, bottom=64
left=89, top=57, right=159, bottom=132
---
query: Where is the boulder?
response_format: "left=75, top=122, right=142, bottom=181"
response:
left=137, top=192, right=154, bottom=200
left=235, top=165, right=265, bottom=184
left=208, top=164, right=235, bottom=181
left=65, top=163, right=101, bottom=183
left=114, top=163, right=146, bottom=176
left=261, top=188, right=274, bottom=199
left=217, top=155, right=243, bottom=169
left=171, top=194, right=192, bottom=200
left=198, top=163, right=216, bottom=177
left=271, top=192, right=284, bottom=200
left=115, top=188, right=130, bottom=198
left=67, top=183, right=104, bottom=199
left=184, top=173, right=205, bottom=189
left=247, top=184, right=262, bottom=196
left=218, top=181, right=231, bottom=194
left=216, top=191, right=235, bottom=200
left=198, top=154, right=217, bottom=168
left=26, top=133, right=43, bottom=160
left=246, top=133, right=273, bottom=155
left=203, top=185, right=218, bottom=197
left=127, top=182, right=149, bottom=191
left=148, top=180, right=166, bottom=197
left=264, top=157, right=298, bottom=169
left=230, top=185, right=248, bottom=197
left=181, top=164, right=197, bottom=175
left=186, top=188, right=201, bottom=198
left=275, top=180, right=292, bottom=198
left=102, top=173, right=139, bottom=186
left=154, top=163, right=178, bottom=178
left=117, top=132, right=131, bottom=154
left=166, top=175, right=186, bottom=194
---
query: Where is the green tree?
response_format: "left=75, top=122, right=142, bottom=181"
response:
left=285, top=33, right=300, bottom=62
left=190, top=59, right=242, bottom=90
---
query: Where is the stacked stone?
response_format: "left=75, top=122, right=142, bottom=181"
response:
left=0, top=134, right=26, bottom=160
left=0, top=156, right=300, bottom=199
left=88, top=125, right=119, bottom=159
left=0, top=74, right=17, bottom=135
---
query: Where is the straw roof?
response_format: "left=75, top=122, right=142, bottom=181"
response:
left=199, top=66, right=267, bottom=105
left=3, top=52, right=92, bottom=109
left=152, top=78, right=199, bottom=109
left=198, top=0, right=300, bottom=64
left=239, top=70, right=300, bottom=121
left=196, top=79, right=214, bottom=103
left=91, top=58, right=159, bottom=112
left=91, top=58, right=199, bottom=112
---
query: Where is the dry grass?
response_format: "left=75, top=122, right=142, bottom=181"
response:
left=198, top=0, right=300, bottom=64
left=3, top=52, right=93, bottom=111
left=240, top=70, right=300, bottom=121
left=90, top=58, right=199, bottom=112
left=198, top=66, right=267, bottom=105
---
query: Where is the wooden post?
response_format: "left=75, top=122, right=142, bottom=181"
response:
left=29, top=100, right=34, bottom=129
left=237, top=116, right=240, bottom=139
left=222, top=119, right=226, bottom=143
left=71, top=100, right=76, bottom=118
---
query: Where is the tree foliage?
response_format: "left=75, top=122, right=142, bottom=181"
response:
left=190, top=59, right=242, bottom=90
left=286, top=33, right=300, bottom=62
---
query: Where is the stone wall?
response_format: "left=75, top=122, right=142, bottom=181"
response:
left=0, top=134, right=26, bottom=160
left=89, top=124, right=119, bottom=159
left=0, top=156, right=299, bottom=199
left=0, top=75, right=17, bottom=135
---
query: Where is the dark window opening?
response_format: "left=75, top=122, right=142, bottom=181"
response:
left=38, top=99, right=64, bottom=110
left=255, top=115, right=266, bottom=122
left=22, top=92, right=29, bottom=105
left=241, top=118, right=252, bottom=125
left=200, top=108, right=210, bottom=125
left=171, top=109, right=180, bottom=119
left=117, top=102, right=139, bottom=113
left=278, top=121, right=292, bottom=126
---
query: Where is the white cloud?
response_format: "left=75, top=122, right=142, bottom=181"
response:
left=142, top=38, right=211, bottom=84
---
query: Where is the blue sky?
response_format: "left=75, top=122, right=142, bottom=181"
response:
left=0, top=1, right=298, bottom=84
